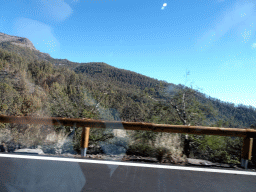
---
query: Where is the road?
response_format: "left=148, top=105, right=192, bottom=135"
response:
left=0, top=153, right=255, bottom=192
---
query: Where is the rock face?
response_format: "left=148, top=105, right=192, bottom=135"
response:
left=0, top=32, right=52, bottom=62
left=0, top=32, right=36, bottom=51
left=14, top=148, right=45, bottom=155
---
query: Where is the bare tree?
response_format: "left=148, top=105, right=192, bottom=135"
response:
left=166, top=70, right=206, bottom=157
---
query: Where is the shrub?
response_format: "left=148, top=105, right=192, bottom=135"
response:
left=126, top=143, right=156, bottom=157
left=189, top=134, right=242, bottom=164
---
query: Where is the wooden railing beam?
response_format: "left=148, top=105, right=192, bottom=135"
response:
left=0, top=115, right=256, bottom=167
left=0, top=115, right=255, bottom=138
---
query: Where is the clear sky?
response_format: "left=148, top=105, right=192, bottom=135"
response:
left=0, top=0, right=255, bottom=109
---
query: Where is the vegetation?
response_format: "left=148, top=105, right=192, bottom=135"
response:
left=0, top=41, right=256, bottom=165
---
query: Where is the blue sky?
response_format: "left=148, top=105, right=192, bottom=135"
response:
left=0, top=0, right=256, bottom=109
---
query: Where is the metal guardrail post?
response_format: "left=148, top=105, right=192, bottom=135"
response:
left=81, top=127, right=90, bottom=157
left=241, top=137, right=253, bottom=169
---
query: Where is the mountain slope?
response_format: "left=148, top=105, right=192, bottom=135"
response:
left=0, top=32, right=255, bottom=128
left=74, top=62, right=175, bottom=92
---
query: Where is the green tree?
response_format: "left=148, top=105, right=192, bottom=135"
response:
left=49, top=82, right=75, bottom=118
left=0, top=82, right=20, bottom=115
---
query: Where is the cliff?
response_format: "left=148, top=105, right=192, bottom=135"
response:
left=0, top=32, right=37, bottom=51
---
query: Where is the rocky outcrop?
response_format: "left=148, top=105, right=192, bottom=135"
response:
left=0, top=32, right=36, bottom=51
left=0, top=32, right=53, bottom=63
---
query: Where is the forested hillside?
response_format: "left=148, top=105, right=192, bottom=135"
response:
left=0, top=35, right=256, bottom=165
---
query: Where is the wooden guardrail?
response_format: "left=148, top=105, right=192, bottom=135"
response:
left=0, top=115, right=255, bottom=168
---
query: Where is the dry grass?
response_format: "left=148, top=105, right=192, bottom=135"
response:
left=1, top=123, right=186, bottom=164
left=43, top=129, right=72, bottom=154
left=125, top=130, right=186, bottom=163
left=154, top=132, right=186, bottom=163
left=0, top=127, right=12, bottom=144
left=0, top=123, right=75, bottom=155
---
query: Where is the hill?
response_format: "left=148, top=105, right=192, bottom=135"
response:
left=0, top=32, right=256, bottom=165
